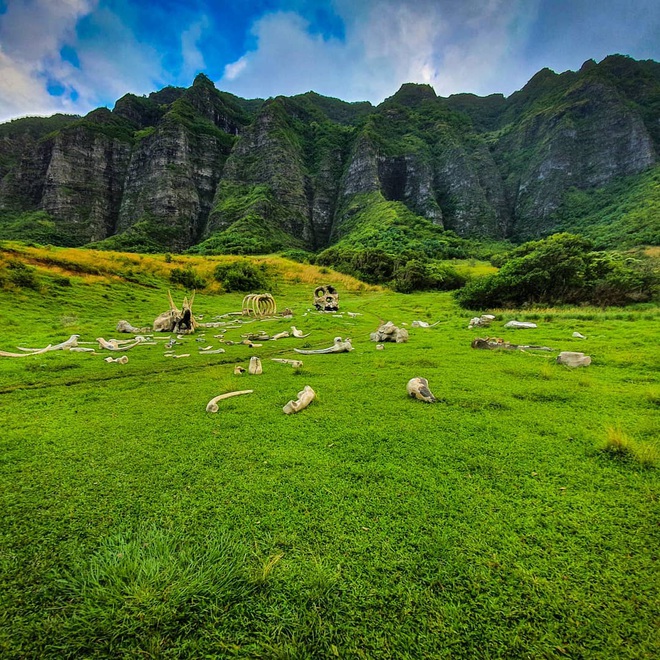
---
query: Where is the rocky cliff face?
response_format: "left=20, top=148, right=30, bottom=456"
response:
left=0, top=55, right=657, bottom=252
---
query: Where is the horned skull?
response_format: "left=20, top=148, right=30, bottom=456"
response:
left=314, top=285, right=338, bottom=312
left=153, top=290, right=197, bottom=333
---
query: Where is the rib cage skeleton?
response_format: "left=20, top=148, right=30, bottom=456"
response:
left=242, top=293, right=276, bottom=318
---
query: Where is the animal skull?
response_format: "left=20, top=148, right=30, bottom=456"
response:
left=314, top=285, right=338, bottom=312
left=153, top=291, right=197, bottom=333
left=407, top=377, right=436, bottom=403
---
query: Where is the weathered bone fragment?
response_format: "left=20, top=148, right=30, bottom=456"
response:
left=471, top=337, right=552, bottom=351
left=347, top=312, right=361, bottom=318
left=557, top=351, right=591, bottom=367
left=572, top=332, right=587, bottom=339
left=294, top=337, right=353, bottom=354
left=0, top=345, right=52, bottom=357
left=271, top=358, right=303, bottom=367
left=69, top=347, right=96, bottom=353
left=116, top=320, right=150, bottom=333
left=242, top=293, right=276, bottom=318
left=199, top=347, right=226, bottom=354
left=411, top=320, right=440, bottom=328
left=271, top=331, right=290, bottom=340
left=172, top=354, right=190, bottom=359
left=370, top=321, right=408, bottom=343
left=283, top=385, right=316, bottom=414
left=96, top=337, right=143, bottom=351
left=206, top=390, right=254, bottom=413
left=154, top=290, right=197, bottom=333
left=407, top=377, right=437, bottom=403
left=248, top=356, right=263, bottom=374
left=104, top=355, right=129, bottom=364
left=314, top=285, right=338, bottom=311
left=376, top=344, right=384, bottom=350
left=18, top=334, right=80, bottom=353
left=242, top=332, right=270, bottom=341
left=468, top=315, right=496, bottom=329
left=504, top=320, right=537, bottom=329
left=290, top=327, right=310, bottom=338
left=234, top=365, right=246, bottom=374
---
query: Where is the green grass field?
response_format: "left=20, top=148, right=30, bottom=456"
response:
left=0, top=246, right=658, bottom=658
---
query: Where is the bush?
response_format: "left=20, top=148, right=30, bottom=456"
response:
left=456, top=233, right=658, bottom=309
left=213, top=260, right=271, bottom=292
left=392, top=259, right=467, bottom=293
left=169, top=266, right=207, bottom=290
left=279, top=249, right=315, bottom=264
left=4, top=259, right=40, bottom=290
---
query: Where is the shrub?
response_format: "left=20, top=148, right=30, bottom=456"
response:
left=169, top=266, right=207, bottom=290
left=4, top=259, right=40, bottom=290
left=280, top=249, right=315, bottom=264
left=213, top=260, right=271, bottom=292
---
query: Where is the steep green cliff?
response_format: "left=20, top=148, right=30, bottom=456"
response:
left=0, top=55, right=657, bottom=253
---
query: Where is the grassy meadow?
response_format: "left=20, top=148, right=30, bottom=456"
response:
left=0, top=244, right=658, bottom=658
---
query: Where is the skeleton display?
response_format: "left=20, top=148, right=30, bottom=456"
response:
left=407, top=377, right=437, bottom=403
left=314, top=285, right=339, bottom=312
left=471, top=337, right=552, bottom=351
left=242, top=293, right=276, bottom=318
left=557, top=351, right=592, bottom=367
left=153, top=291, right=197, bottom=333
left=294, top=337, right=353, bottom=354
left=206, top=390, right=253, bottom=413
left=283, top=385, right=316, bottom=414
left=248, top=356, right=263, bottom=374
left=370, top=321, right=409, bottom=343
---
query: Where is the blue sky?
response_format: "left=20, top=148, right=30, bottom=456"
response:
left=0, top=0, right=658, bottom=122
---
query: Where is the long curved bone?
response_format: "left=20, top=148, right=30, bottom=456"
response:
left=290, top=327, right=310, bottom=338
left=96, top=337, right=143, bottom=351
left=283, top=385, right=316, bottom=414
left=407, top=377, right=437, bottom=403
left=0, top=345, right=52, bottom=357
left=294, top=337, right=353, bottom=355
left=18, top=334, right=80, bottom=352
left=206, top=389, right=253, bottom=412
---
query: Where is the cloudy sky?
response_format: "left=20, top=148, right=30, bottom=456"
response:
left=0, top=0, right=658, bottom=122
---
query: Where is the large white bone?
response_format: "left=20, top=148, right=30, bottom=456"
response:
left=199, top=348, right=226, bottom=354
left=294, top=337, right=353, bottom=354
left=407, top=377, right=437, bottom=403
left=271, top=331, right=290, bottom=340
left=290, top=327, right=310, bottom=338
left=17, top=334, right=80, bottom=352
left=96, top=337, right=143, bottom=351
left=283, top=385, right=316, bottom=414
left=248, top=356, right=263, bottom=374
left=206, top=389, right=253, bottom=412
left=0, top=345, right=52, bottom=357
left=504, top=321, right=537, bottom=329
left=271, top=358, right=303, bottom=367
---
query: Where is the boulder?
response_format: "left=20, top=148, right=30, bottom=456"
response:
left=370, top=321, right=409, bottom=343
left=557, top=351, right=591, bottom=367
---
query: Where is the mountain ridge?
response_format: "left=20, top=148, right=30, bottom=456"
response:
left=0, top=55, right=657, bottom=254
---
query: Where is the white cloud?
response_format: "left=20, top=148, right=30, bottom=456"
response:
left=181, top=15, right=210, bottom=81
left=218, top=0, right=540, bottom=103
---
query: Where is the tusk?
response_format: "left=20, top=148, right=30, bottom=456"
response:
left=283, top=385, right=316, bottom=414
left=206, top=389, right=253, bottom=412
left=17, top=334, right=80, bottom=352
left=0, top=345, right=52, bottom=357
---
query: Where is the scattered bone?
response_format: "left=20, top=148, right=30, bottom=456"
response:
left=407, top=377, right=437, bottom=403
left=104, top=355, right=128, bottom=364
left=376, top=344, right=384, bottom=350
left=332, top=315, right=343, bottom=318
left=271, top=331, right=290, bottom=340
left=471, top=337, right=552, bottom=351
left=206, top=390, right=253, bottom=413
left=283, top=385, right=316, bottom=414
left=248, top=356, right=263, bottom=375
left=96, top=337, right=143, bottom=351
left=69, top=347, right=96, bottom=353
left=557, top=351, right=591, bottom=367
left=199, top=348, right=226, bottom=355
left=234, top=365, right=246, bottom=374
left=116, top=320, right=150, bottom=333
left=271, top=358, right=303, bottom=368
left=294, top=337, right=353, bottom=354
left=242, top=293, right=276, bottom=318
left=291, top=327, right=310, bottom=338
left=504, top=321, right=537, bottom=329
left=154, top=290, right=197, bottom=333
left=347, top=312, right=361, bottom=318
left=412, top=320, right=440, bottom=328
left=18, top=334, right=80, bottom=353
left=468, top=315, right=495, bottom=329
left=242, top=332, right=269, bottom=340
left=314, top=285, right=339, bottom=311
left=0, top=345, right=52, bottom=357
left=370, top=321, right=409, bottom=343
left=171, top=354, right=190, bottom=359
left=572, top=332, right=587, bottom=339
left=199, top=345, right=213, bottom=350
